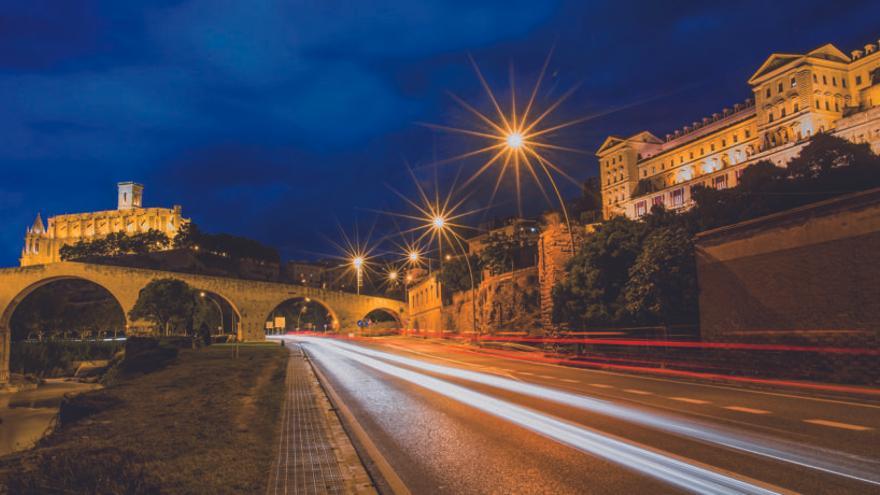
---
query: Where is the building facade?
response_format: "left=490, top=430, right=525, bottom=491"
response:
left=20, top=182, right=186, bottom=266
left=597, top=39, right=880, bottom=220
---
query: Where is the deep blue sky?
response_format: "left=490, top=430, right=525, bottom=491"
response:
left=2, top=0, right=878, bottom=266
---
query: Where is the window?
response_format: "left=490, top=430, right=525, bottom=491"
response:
left=700, top=147, right=704, bottom=155
left=813, top=74, right=818, bottom=83
left=856, top=75, right=863, bottom=85
left=825, top=100, right=830, bottom=110
left=768, top=112, right=774, bottom=123
left=635, top=201, right=647, bottom=218
left=832, top=77, right=837, bottom=87
left=721, top=139, right=726, bottom=147
left=815, top=100, right=820, bottom=109
left=777, top=82, right=783, bottom=93
left=781, top=107, right=786, bottom=117
left=793, top=102, right=799, bottom=112
left=745, top=129, right=751, bottom=138
left=713, top=174, right=728, bottom=189
left=765, top=87, right=771, bottom=98
left=733, top=134, right=738, bottom=143
left=842, top=78, right=847, bottom=88
left=791, top=77, right=797, bottom=88
left=671, top=188, right=684, bottom=208
left=652, top=195, right=664, bottom=207
left=822, top=75, right=827, bottom=84
left=689, top=151, right=694, bottom=159
left=642, top=170, right=647, bottom=177
left=834, top=101, right=839, bottom=112
left=710, top=143, right=716, bottom=151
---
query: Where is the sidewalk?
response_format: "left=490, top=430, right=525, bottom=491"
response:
left=267, top=343, right=376, bottom=495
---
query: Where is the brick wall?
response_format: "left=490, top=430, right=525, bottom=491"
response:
left=695, top=188, right=880, bottom=383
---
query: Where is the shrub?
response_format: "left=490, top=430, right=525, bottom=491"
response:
left=10, top=341, right=124, bottom=377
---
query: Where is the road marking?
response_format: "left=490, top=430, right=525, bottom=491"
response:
left=560, top=379, right=580, bottom=384
left=670, top=397, right=710, bottom=405
left=624, top=389, right=653, bottom=395
left=724, top=406, right=770, bottom=415
left=589, top=383, right=613, bottom=389
left=803, top=419, right=872, bottom=431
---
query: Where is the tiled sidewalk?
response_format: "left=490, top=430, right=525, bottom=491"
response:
left=267, top=343, right=371, bottom=495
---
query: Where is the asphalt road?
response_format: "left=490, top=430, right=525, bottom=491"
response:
left=290, top=336, right=880, bottom=495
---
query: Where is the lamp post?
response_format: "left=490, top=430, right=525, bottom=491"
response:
left=199, top=291, right=224, bottom=335
left=429, top=216, right=478, bottom=341
left=352, top=256, right=364, bottom=295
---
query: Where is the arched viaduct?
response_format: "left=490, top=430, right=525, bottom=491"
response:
left=0, top=262, right=406, bottom=383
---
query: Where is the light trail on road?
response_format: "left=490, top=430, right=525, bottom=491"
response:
left=301, top=337, right=787, bottom=495
left=304, top=337, right=880, bottom=488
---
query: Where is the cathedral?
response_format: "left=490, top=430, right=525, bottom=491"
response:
left=598, top=37, right=880, bottom=220
left=20, top=182, right=186, bottom=266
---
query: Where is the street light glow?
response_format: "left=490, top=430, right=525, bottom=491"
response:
left=353, top=256, right=364, bottom=269
left=432, top=215, right=446, bottom=230
left=388, top=270, right=398, bottom=281
left=408, top=250, right=420, bottom=263
left=506, top=132, right=523, bottom=149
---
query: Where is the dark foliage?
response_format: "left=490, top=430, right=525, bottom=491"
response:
left=437, top=254, right=482, bottom=299
left=10, top=341, right=124, bottom=377
left=174, top=222, right=279, bottom=263
left=59, top=229, right=170, bottom=261
left=120, top=337, right=179, bottom=375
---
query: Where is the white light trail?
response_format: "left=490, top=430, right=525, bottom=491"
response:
left=301, top=338, right=783, bottom=495
left=310, top=338, right=880, bottom=488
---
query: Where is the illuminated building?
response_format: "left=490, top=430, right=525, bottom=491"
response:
left=598, top=38, right=880, bottom=220
left=20, top=182, right=186, bottom=266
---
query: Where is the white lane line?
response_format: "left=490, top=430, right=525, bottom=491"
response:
left=804, top=419, right=872, bottom=431
left=589, top=383, right=613, bottom=389
left=624, top=389, right=653, bottom=396
left=670, top=397, right=710, bottom=405
left=560, top=379, right=580, bottom=384
left=724, top=406, right=770, bottom=415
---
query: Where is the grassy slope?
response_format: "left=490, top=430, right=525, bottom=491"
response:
left=1, top=344, right=287, bottom=494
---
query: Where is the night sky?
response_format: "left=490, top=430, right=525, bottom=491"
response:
left=2, top=0, right=878, bottom=266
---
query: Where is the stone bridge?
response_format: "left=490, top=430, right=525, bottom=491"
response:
left=0, top=262, right=406, bottom=383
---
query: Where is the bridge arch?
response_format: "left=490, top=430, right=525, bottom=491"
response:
left=1, top=275, right=130, bottom=336
left=264, top=296, right=340, bottom=334
left=193, top=289, right=243, bottom=339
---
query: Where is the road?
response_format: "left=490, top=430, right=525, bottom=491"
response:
left=286, top=336, right=880, bottom=494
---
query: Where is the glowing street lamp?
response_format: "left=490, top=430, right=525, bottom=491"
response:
left=506, top=132, right=524, bottom=150
left=352, top=256, right=364, bottom=295
left=388, top=270, right=399, bottom=281
left=432, top=215, right=446, bottom=230
left=408, top=250, right=420, bottom=263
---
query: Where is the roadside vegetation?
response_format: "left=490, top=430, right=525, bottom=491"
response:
left=553, top=133, right=880, bottom=330
left=0, top=343, right=287, bottom=495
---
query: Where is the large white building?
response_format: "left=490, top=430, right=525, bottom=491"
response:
left=21, top=182, right=186, bottom=266
left=597, top=38, right=880, bottom=220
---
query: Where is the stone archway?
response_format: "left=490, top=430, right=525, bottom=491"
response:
left=264, top=296, right=340, bottom=334
left=0, top=276, right=131, bottom=382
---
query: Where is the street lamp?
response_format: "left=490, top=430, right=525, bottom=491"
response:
left=199, top=291, right=224, bottom=335
left=352, top=256, right=364, bottom=295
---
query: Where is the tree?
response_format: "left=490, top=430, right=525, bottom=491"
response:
left=59, top=229, right=170, bottom=260
left=551, top=216, right=649, bottom=328
left=625, top=226, right=698, bottom=325
left=786, top=132, right=879, bottom=181
left=128, top=279, right=198, bottom=336
left=437, top=254, right=482, bottom=300
left=479, top=230, right=538, bottom=276
left=569, top=177, right=602, bottom=224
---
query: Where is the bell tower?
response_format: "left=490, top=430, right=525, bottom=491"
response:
left=117, top=181, right=144, bottom=210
